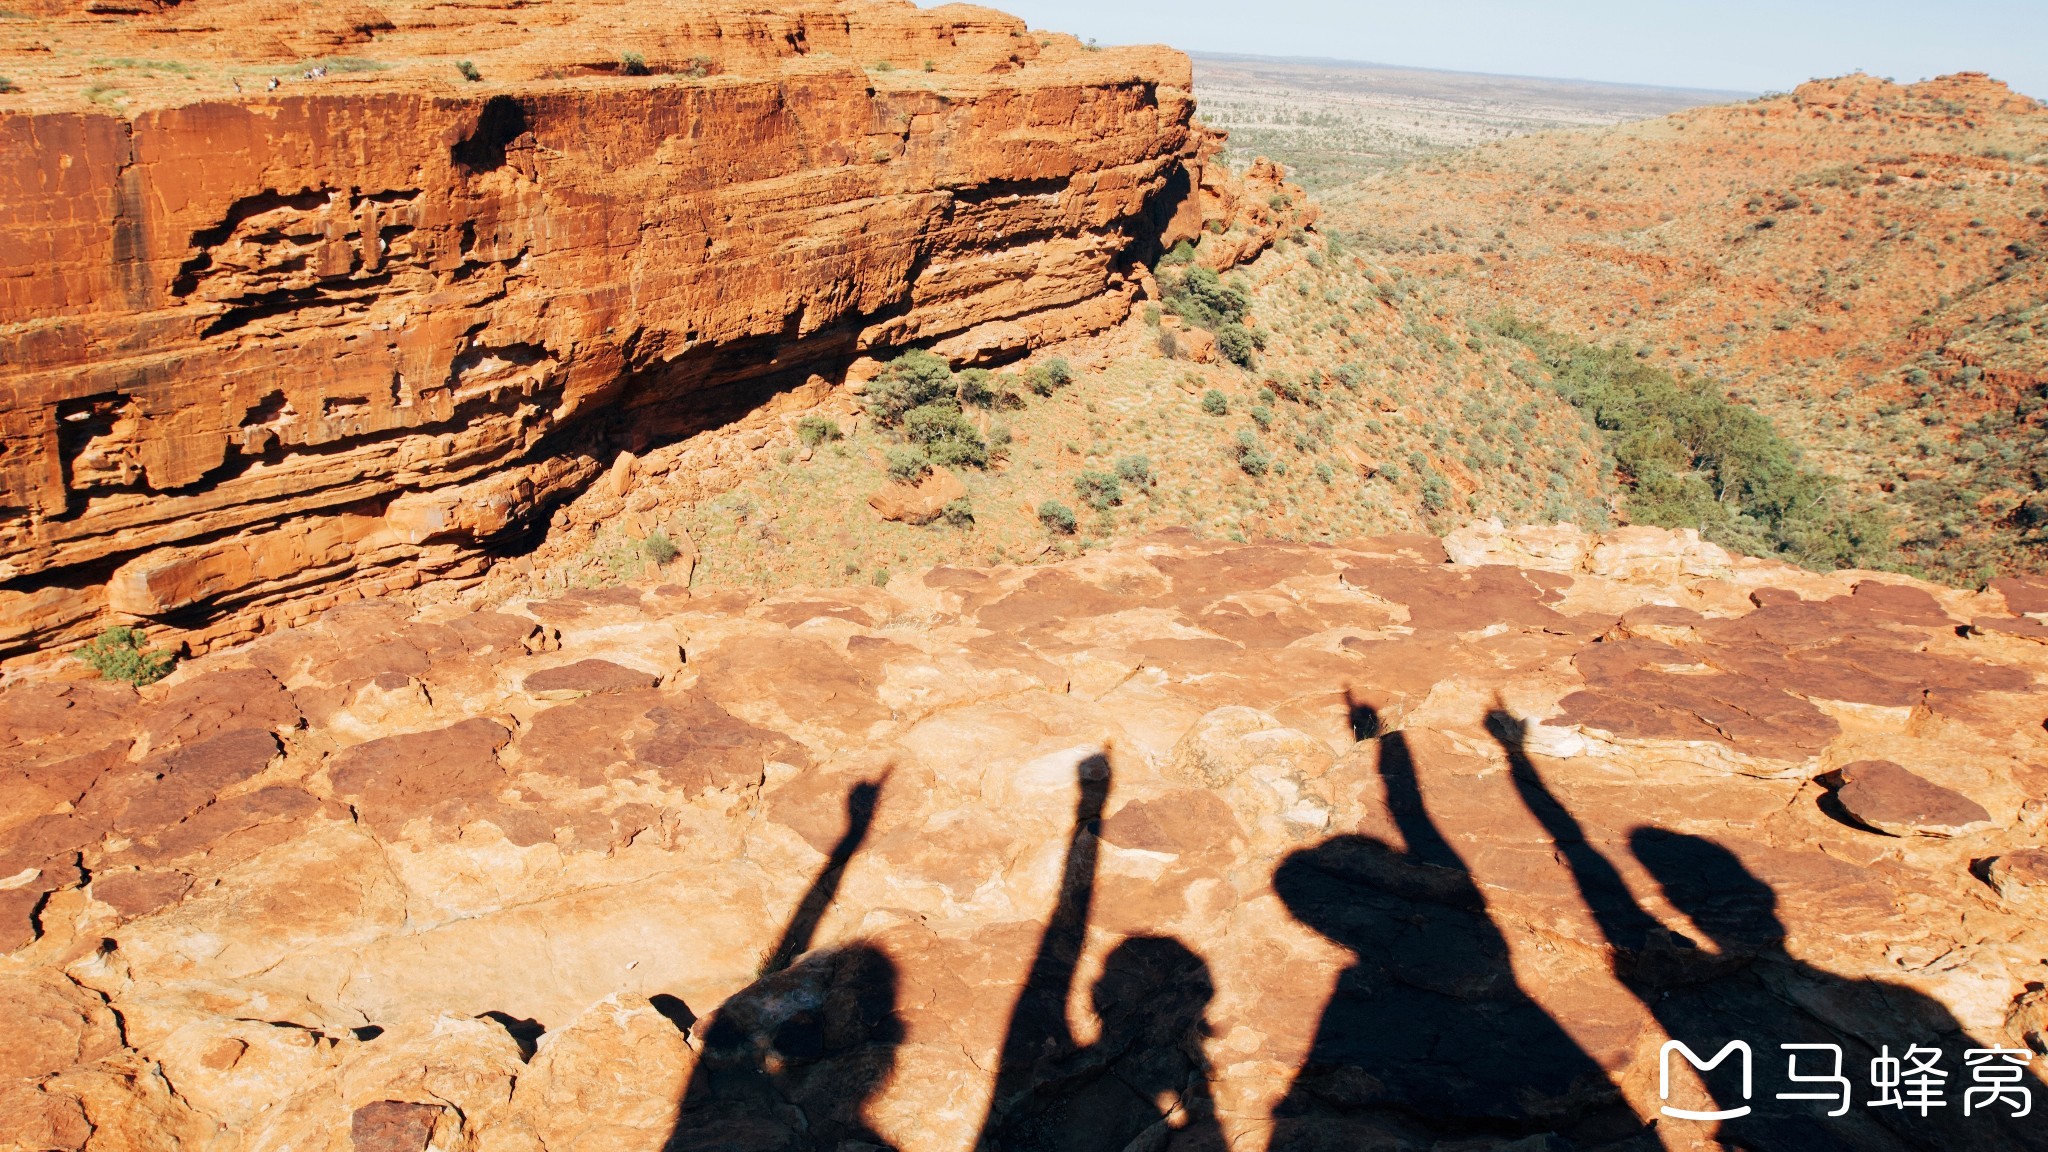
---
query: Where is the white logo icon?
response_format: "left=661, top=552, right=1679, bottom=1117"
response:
left=1660, top=1040, right=1754, bottom=1121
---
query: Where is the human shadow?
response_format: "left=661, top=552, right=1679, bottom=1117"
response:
left=974, top=752, right=1228, bottom=1151
left=1266, top=698, right=1651, bottom=1150
left=665, top=777, right=904, bottom=1152
left=1495, top=709, right=2048, bottom=1152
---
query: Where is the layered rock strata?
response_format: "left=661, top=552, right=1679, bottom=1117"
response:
left=0, top=0, right=1306, bottom=663
left=3, top=524, right=2046, bottom=1149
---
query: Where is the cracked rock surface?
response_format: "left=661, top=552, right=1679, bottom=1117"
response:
left=2, top=523, right=2047, bottom=1150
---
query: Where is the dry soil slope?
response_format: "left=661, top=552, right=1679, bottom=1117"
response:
left=1329, top=72, right=2048, bottom=580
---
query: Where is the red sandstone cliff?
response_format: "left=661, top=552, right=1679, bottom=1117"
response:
left=0, top=0, right=1304, bottom=663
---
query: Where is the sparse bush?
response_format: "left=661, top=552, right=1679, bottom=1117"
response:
left=903, top=403, right=988, bottom=468
left=1201, top=390, right=1229, bottom=416
left=1157, top=329, right=1181, bottom=359
left=77, top=626, right=173, bottom=686
left=1043, top=358, right=1073, bottom=388
left=678, top=56, right=715, bottom=79
left=619, top=51, right=650, bottom=76
left=797, top=415, right=842, bottom=446
left=0, top=76, right=17, bottom=94
left=643, top=531, right=681, bottom=565
left=873, top=567, right=891, bottom=586
left=1217, top=322, right=1257, bottom=368
left=1314, top=461, right=1335, bottom=484
left=1114, top=455, right=1154, bottom=490
left=456, top=60, right=482, bottom=82
left=1234, top=430, right=1271, bottom=477
left=956, top=368, right=997, bottom=409
left=1038, top=500, right=1078, bottom=534
left=941, top=498, right=975, bottom=527
left=1486, top=311, right=1893, bottom=570
left=871, top=60, right=897, bottom=72
left=1250, top=405, right=1275, bottom=430
left=1074, top=469, right=1122, bottom=511
left=868, top=349, right=954, bottom=424
left=885, top=446, right=931, bottom=483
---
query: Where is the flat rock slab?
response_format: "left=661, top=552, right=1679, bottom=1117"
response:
left=1990, top=849, right=2048, bottom=914
left=1832, top=759, right=1994, bottom=837
left=522, top=659, right=661, bottom=697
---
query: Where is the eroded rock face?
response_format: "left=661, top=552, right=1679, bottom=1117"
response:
left=0, top=0, right=1306, bottom=663
left=3, top=524, right=2046, bottom=1149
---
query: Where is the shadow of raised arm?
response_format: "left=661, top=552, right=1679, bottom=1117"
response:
left=1489, top=708, right=1657, bottom=959
left=762, top=772, right=888, bottom=976
left=974, top=749, right=1111, bottom=1147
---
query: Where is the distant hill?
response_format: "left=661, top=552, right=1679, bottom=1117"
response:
left=1192, top=52, right=1751, bottom=188
left=1329, top=71, right=2048, bottom=580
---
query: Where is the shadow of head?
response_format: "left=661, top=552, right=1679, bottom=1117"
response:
left=1089, top=936, right=1216, bottom=1090
left=1077, top=750, right=1112, bottom=821
left=1631, top=827, right=1785, bottom=958
left=701, top=943, right=905, bottom=1079
left=1345, top=688, right=1383, bottom=742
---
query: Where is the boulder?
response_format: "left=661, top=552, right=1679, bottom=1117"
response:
left=867, top=470, right=968, bottom=526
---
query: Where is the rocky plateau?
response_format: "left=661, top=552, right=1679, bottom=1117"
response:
left=3, top=522, right=2048, bottom=1150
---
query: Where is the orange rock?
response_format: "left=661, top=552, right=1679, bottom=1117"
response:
left=867, top=469, right=968, bottom=525
left=0, top=0, right=1292, bottom=666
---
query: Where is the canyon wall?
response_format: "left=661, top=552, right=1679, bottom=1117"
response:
left=0, top=0, right=1299, bottom=664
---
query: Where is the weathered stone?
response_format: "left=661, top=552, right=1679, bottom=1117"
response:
left=867, top=469, right=969, bottom=526
left=1831, top=759, right=1996, bottom=837
left=1989, top=849, right=2048, bottom=915
left=522, top=659, right=662, bottom=697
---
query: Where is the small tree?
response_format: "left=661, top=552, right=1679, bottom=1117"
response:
left=456, top=60, right=482, bottom=82
left=1201, top=390, right=1229, bottom=416
left=619, top=52, right=650, bottom=76
left=868, top=350, right=954, bottom=424
left=941, top=498, right=975, bottom=527
left=1038, top=500, right=1078, bottom=534
left=1113, top=455, right=1154, bottom=490
left=77, top=626, right=174, bottom=686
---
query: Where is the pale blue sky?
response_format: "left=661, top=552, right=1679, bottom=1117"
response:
left=962, top=1, right=2048, bottom=99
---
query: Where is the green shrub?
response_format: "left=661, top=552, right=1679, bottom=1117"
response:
left=1314, top=461, right=1335, bottom=484
left=1074, top=470, right=1123, bottom=511
left=619, top=51, right=650, bottom=76
left=868, top=349, right=954, bottom=424
left=1038, top=500, right=1078, bottom=534
left=903, top=403, right=988, bottom=468
left=1043, top=358, right=1074, bottom=387
left=643, top=531, right=681, bottom=565
left=797, top=415, right=842, bottom=446
left=77, top=626, right=173, bottom=686
left=1216, top=323, right=1257, bottom=368
left=1159, top=239, right=1197, bottom=266
left=1486, top=312, right=1893, bottom=570
left=1234, top=430, right=1270, bottom=477
left=942, top=498, right=975, bottom=527
left=1250, top=405, right=1275, bottom=430
left=0, top=76, right=17, bottom=94
left=1161, top=265, right=1250, bottom=331
left=456, top=60, right=482, bottom=82
left=956, top=368, right=997, bottom=409
left=1113, top=455, right=1154, bottom=490
left=885, top=446, right=931, bottom=483
left=1201, top=390, right=1229, bottom=416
